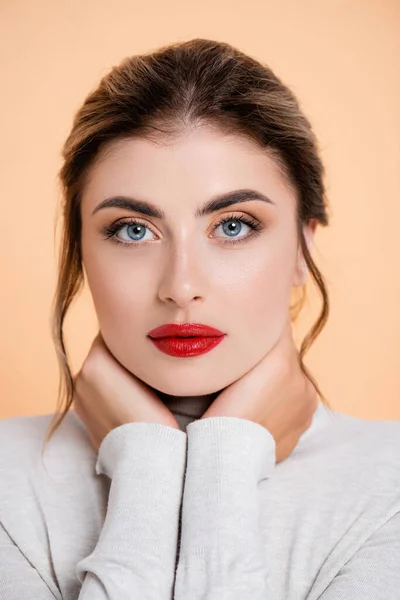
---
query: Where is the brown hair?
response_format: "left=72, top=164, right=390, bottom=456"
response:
left=42, top=38, right=333, bottom=452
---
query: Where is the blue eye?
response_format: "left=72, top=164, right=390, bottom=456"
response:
left=214, top=214, right=262, bottom=241
left=123, top=223, right=150, bottom=242
left=101, top=213, right=264, bottom=248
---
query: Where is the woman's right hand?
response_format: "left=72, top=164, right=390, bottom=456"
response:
left=73, top=331, right=180, bottom=451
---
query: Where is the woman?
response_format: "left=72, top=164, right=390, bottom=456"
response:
left=0, top=38, right=399, bottom=599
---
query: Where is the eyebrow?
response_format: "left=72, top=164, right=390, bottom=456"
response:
left=91, top=188, right=275, bottom=219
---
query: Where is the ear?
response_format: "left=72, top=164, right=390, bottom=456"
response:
left=293, top=219, right=318, bottom=287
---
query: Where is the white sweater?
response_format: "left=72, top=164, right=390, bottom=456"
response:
left=0, top=398, right=399, bottom=599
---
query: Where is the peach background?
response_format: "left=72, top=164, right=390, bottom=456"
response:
left=0, top=0, right=399, bottom=421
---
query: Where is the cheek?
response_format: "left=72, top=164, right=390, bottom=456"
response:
left=219, top=248, right=296, bottom=344
left=84, top=255, right=157, bottom=367
left=83, top=250, right=155, bottom=327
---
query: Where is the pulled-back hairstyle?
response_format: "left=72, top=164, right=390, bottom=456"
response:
left=42, top=38, right=333, bottom=452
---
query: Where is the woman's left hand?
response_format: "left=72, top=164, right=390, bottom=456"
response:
left=201, top=318, right=319, bottom=463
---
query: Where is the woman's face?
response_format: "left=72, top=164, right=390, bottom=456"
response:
left=80, top=125, right=316, bottom=396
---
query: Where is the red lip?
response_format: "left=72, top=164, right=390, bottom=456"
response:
left=148, top=322, right=225, bottom=339
left=149, top=336, right=225, bottom=357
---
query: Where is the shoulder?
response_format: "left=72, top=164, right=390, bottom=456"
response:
left=282, top=405, right=400, bottom=584
left=0, top=409, right=91, bottom=449
left=303, top=403, right=400, bottom=461
left=0, top=413, right=105, bottom=596
left=0, top=411, right=99, bottom=537
left=0, top=410, right=95, bottom=478
left=295, top=403, right=400, bottom=501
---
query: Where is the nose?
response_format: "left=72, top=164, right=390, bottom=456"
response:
left=157, top=239, right=208, bottom=308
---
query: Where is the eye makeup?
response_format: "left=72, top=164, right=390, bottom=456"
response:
left=100, top=212, right=265, bottom=248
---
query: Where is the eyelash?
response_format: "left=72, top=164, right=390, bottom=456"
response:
left=101, top=213, right=264, bottom=248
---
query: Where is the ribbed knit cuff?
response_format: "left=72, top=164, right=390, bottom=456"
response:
left=179, top=416, right=275, bottom=553
left=77, top=422, right=187, bottom=585
left=95, top=421, right=187, bottom=478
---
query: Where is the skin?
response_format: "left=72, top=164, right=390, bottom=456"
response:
left=74, top=320, right=318, bottom=462
left=80, top=124, right=317, bottom=409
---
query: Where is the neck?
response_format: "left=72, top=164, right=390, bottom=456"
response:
left=158, top=391, right=220, bottom=432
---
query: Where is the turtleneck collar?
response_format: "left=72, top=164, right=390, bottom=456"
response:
left=160, top=394, right=328, bottom=437
left=158, top=393, right=219, bottom=433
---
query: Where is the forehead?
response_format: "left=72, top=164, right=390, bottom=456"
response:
left=81, top=126, right=295, bottom=216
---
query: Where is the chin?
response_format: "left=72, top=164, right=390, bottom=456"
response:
left=101, top=336, right=233, bottom=396
left=138, top=372, right=225, bottom=397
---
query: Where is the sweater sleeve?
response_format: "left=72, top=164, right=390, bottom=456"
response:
left=173, top=416, right=276, bottom=600
left=76, top=421, right=187, bottom=600
left=0, top=422, right=186, bottom=600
